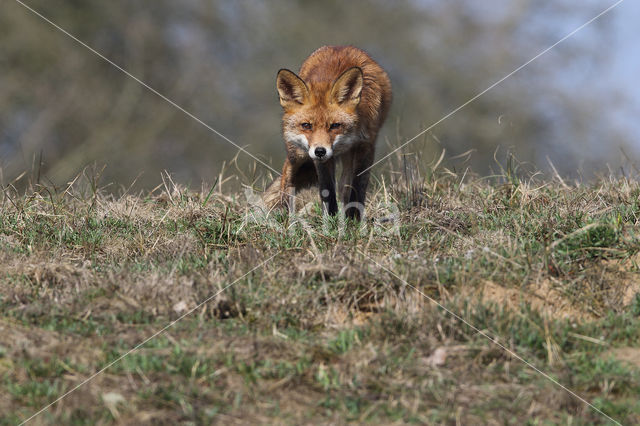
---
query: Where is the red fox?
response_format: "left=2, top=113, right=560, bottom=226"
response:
left=263, top=46, right=392, bottom=220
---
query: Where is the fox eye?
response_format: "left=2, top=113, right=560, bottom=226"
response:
left=301, top=122, right=312, bottom=130
left=330, top=123, right=341, bottom=130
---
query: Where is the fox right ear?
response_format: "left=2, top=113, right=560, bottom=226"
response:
left=276, top=69, right=309, bottom=109
left=330, top=67, right=363, bottom=107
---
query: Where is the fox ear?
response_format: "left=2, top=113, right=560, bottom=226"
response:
left=276, top=69, right=309, bottom=109
left=330, top=67, right=363, bottom=107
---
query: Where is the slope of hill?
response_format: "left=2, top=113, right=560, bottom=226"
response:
left=1, top=169, right=640, bottom=424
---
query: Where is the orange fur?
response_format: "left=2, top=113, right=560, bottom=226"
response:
left=264, top=46, right=391, bottom=220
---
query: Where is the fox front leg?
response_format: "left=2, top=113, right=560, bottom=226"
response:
left=315, top=159, right=338, bottom=215
left=343, top=145, right=374, bottom=221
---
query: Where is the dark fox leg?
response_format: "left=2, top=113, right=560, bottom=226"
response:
left=340, top=150, right=354, bottom=206
left=343, top=144, right=374, bottom=221
left=315, top=159, right=338, bottom=215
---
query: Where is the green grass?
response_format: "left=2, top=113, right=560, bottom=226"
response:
left=1, top=169, right=640, bottom=424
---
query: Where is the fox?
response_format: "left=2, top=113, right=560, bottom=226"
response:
left=263, top=45, right=392, bottom=220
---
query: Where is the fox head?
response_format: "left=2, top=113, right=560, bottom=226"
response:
left=276, top=67, right=363, bottom=162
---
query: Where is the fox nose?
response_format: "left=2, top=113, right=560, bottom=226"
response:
left=314, top=147, right=326, bottom=158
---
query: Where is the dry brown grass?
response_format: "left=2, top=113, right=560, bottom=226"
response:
left=1, top=166, right=640, bottom=424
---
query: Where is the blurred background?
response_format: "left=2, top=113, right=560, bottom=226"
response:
left=1, top=0, right=638, bottom=191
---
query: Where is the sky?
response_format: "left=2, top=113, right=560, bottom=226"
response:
left=609, top=0, right=640, bottom=146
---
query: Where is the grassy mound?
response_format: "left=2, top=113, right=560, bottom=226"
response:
left=1, top=169, right=640, bottom=424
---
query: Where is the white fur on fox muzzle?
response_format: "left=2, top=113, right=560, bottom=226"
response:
left=284, top=132, right=309, bottom=150
left=309, top=147, right=333, bottom=161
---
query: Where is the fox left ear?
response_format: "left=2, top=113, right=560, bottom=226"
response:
left=276, top=69, right=309, bottom=110
left=330, top=67, right=363, bottom=107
